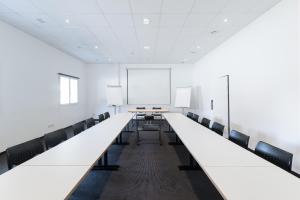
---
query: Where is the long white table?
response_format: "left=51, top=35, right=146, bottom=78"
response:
left=23, top=113, right=133, bottom=166
left=0, top=113, right=134, bottom=200
left=163, top=113, right=300, bottom=200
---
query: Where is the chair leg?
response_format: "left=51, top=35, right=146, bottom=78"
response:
left=137, top=131, right=140, bottom=145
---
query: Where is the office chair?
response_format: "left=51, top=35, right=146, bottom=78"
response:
left=72, top=121, right=85, bottom=136
left=104, top=112, right=110, bottom=119
left=187, top=112, right=193, bottom=119
left=152, top=107, right=162, bottom=118
left=229, top=130, right=250, bottom=149
left=136, top=107, right=146, bottom=119
left=44, top=129, right=67, bottom=150
left=255, top=141, right=293, bottom=172
left=98, top=114, right=105, bottom=123
left=86, top=118, right=96, bottom=128
left=191, top=114, right=199, bottom=123
left=200, top=118, right=211, bottom=128
left=211, top=122, right=224, bottom=136
left=6, top=138, right=44, bottom=170
left=137, top=115, right=162, bottom=145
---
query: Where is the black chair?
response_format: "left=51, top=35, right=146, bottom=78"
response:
left=98, top=114, right=105, bottom=123
left=104, top=112, right=110, bottom=119
left=137, top=115, right=162, bottom=145
left=187, top=112, right=193, bottom=119
left=136, top=107, right=146, bottom=119
left=72, top=121, right=85, bottom=135
left=44, top=129, right=67, bottom=150
left=6, top=138, right=44, bottom=170
left=229, top=130, right=250, bottom=149
left=86, top=118, right=96, bottom=128
left=211, top=122, right=224, bottom=136
left=255, top=141, right=293, bottom=172
left=200, top=118, right=210, bottom=128
left=152, top=107, right=162, bottom=118
left=191, top=114, right=199, bottom=123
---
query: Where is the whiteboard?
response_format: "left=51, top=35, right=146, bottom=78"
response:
left=106, top=85, right=123, bottom=106
left=127, top=68, right=171, bottom=105
left=174, top=87, right=192, bottom=108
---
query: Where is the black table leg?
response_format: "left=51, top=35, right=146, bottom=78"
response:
left=114, top=132, right=129, bottom=145
left=178, top=154, right=202, bottom=171
left=92, top=151, right=120, bottom=171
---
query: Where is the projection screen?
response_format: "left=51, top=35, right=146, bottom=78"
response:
left=127, top=68, right=171, bottom=105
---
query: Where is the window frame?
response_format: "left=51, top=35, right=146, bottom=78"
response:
left=58, top=73, right=79, bottom=105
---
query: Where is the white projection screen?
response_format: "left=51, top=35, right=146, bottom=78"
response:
left=127, top=68, right=171, bottom=105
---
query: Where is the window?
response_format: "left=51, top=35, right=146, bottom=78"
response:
left=59, top=74, right=79, bottom=104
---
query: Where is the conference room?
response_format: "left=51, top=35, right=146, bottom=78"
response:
left=0, top=0, right=299, bottom=199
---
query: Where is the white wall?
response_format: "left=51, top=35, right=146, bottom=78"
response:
left=0, top=21, right=88, bottom=152
left=86, top=64, right=194, bottom=117
left=193, top=0, right=300, bottom=172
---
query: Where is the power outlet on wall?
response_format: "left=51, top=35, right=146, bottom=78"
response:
left=48, top=124, right=55, bottom=128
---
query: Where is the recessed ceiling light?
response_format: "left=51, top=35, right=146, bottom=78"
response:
left=144, top=46, right=150, bottom=50
left=143, top=18, right=150, bottom=25
left=223, top=18, right=228, bottom=23
left=94, top=45, right=98, bottom=49
left=65, top=19, right=70, bottom=23
left=196, top=45, right=201, bottom=49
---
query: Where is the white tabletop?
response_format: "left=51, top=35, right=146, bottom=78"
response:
left=23, top=113, right=134, bottom=166
left=0, top=165, right=90, bottom=200
left=205, top=166, right=300, bottom=200
left=163, top=113, right=300, bottom=200
left=163, top=113, right=272, bottom=167
left=128, top=108, right=169, bottom=113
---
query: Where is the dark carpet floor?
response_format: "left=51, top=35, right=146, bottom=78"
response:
left=70, top=124, right=223, bottom=200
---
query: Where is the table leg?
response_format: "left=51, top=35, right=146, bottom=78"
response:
left=178, top=153, right=202, bottom=171
left=92, top=151, right=120, bottom=171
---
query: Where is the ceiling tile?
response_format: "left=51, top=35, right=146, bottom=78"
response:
left=130, top=0, right=162, bottom=14
left=160, top=14, right=187, bottom=28
left=192, top=0, right=228, bottom=13
left=97, top=0, right=131, bottom=14
left=0, top=0, right=42, bottom=13
left=105, top=14, right=134, bottom=28
left=162, top=0, right=195, bottom=14
left=77, top=14, right=109, bottom=28
left=184, top=13, right=215, bottom=29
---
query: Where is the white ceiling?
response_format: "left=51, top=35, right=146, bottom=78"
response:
left=0, top=0, right=281, bottom=64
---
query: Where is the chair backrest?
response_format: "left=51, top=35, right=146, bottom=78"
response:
left=191, top=114, right=199, bottom=122
left=152, top=107, right=161, bottom=110
left=144, top=115, right=154, bottom=121
left=255, top=141, right=293, bottom=171
left=98, top=114, right=105, bottom=123
left=104, top=112, right=110, bottom=119
left=6, top=138, right=44, bottom=169
left=136, top=107, right=146, bottom=110
left=229, top=130, right=250, bottom=149
left=211, top=122, right=224, bottom=136
left=187, top=112, right=193, bottom=119
left=72, top=121, right=85, bottom=136
left=200, top=118, right=211, bottom=128
left=44, top=129, right=67, bottom=150
left=86, top=118, right=96, bottom=128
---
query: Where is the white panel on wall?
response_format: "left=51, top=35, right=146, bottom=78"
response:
left=127, top=68, right=171, bottom=105
left=106, top=85, right=123, bottom=106
left=174, top=87, right=192, bottom=108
